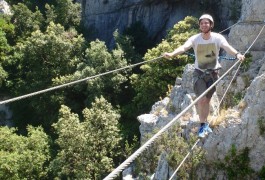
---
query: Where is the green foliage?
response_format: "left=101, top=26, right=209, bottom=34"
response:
left=123, top=21, right=154, bottom=56
left=240, top=53, right=252, bottom=72
left=166, top=131, right=203, bottom=179
left=11, top=3, right=45, bottom=40
left=222, top=91, right=244, bottom=109
left=0, top=15, right=15, bottom=44
left=0, top=126, right=50, bottom=179
left=8, top=0, right=81, bottom=32
left=124, top=135, right=140, bottom=158
left=259, top=166, right=265, bottom=179
left=114, top=30, right=143, bottom=66
left=0, top=29, right=10, bottom=86
left=132, top=16, right=198, bottom=110
left=257, top=116, right=265, bottom=136
left=53, top=39, right=128, bottom=107
left=50, top=96, right=122, bottom=179
left=229, top=0, right=242, bottom=22
left=232, top=92, right=244, bottom=106
left=135, top=124, right=203, bottom=179
left=5, top=22, right=85, bottom=130
left=216, top=144, right=254, bottom=179
left=12, top=22, right=84, bottom=90
left=45, top=0, right=81, bottom=29
left=6, top=0, right=52, bottom=10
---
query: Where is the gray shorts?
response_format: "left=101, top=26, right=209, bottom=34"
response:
left=193, top=69, right=218, bottom=98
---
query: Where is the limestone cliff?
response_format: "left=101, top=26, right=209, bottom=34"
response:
left=80, top=0, right=241, bottom=48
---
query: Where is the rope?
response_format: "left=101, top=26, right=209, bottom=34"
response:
left=216, top=61, right=242, bottom=112
left=218, top=21, right=240, bottom=34
left=168, top=139, right=200, bottom=180
left=217, top=22, right=265, bottom=109
left=1, top=20, right=243, bottom=105
left=0, top=56, right=163, bottom=105
left=104, top=20, right=243, bottom=180
left=168, top=23, right=265, bottom=180
left=104, top=58, right=242, bottom=180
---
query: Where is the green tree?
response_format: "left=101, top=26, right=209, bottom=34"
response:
left=53, top=39, right=128, bottom=109
left=0, top=15, right=15, bottom=44
left=131, top=16, right=199, bottom=111
left=123, top=21, right=154, bottom=56
left=6, top=22, right=85, bottom=131
left=7, top=0, right=81, bottom=30
left=0, top=126, right=50, bottom=179
left=11, top=3, right=45, bottom=40
left=0, top=29, right=10, bottom=87
left=50, top=96, right=122, bottom=179
left=6, top=0, right=52, bottom=9
left=114, top=30, right=142, bottom=67
left=45, top=0, right=81, bottom=29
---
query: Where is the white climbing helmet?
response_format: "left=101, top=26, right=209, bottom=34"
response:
left=199, top=14, right=214, bottom=24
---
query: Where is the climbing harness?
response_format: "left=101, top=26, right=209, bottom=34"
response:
left=196, top=68, right=219, bottom=81
left=193, top=68, right=219, bottom=98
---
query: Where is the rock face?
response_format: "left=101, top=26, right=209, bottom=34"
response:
left=228, top=0, right=265, bottom=52
left=134, top=0, right=265, bottom=178
left=80, top=0, right=241, bottom=48
left=0, top=0, right=11, bottom=15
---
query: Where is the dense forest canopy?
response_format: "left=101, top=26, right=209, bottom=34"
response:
left=0, top=0, right=203, bottom=178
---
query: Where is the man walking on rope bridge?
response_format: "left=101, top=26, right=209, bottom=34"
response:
left=163, top=14, right=245, bottom=138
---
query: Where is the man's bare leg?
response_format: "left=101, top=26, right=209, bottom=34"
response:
left=197, top=96, right=210, bottom=123
left=197, top=96, right=212, bottom=137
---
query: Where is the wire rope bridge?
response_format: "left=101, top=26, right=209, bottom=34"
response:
left=105, top=22, right=265, bottom=180
left=0, top=20, right=264, bottom=180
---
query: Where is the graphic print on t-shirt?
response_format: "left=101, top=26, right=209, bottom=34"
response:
left=197, top=43, right=217, bottom=69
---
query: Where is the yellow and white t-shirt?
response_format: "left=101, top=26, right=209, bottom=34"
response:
left=184, top=32, right=229, bottom=70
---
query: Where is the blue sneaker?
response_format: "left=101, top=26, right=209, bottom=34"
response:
left=198, top=123, right=212, bottom=138
left=205, top=123, right=212, bottom=133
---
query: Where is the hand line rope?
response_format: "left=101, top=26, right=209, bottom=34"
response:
left=0, top=56, right=163, bottom=105
left=0, top=21, right=242, bottom=105
left=168, top=24, right=265, bottom=180
left=213, top=23, right=265, bottom=116
left=216, top=61, right=242, bottom=114
left=218, top=21, right=240, bottom=34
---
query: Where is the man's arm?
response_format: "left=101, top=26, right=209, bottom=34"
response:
left=222, top=43, right=245, bottom=61
left=163, top=41, right=192, bottom=59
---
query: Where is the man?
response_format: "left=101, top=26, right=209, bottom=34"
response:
left=163, top=14, right=245, bottom=138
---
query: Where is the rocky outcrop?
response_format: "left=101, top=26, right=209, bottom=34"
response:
left=0, top=0, right=11, bottom=15
left=228, top=0, right=265, bottom=52
left=134, top=0, right=265, bottom=178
